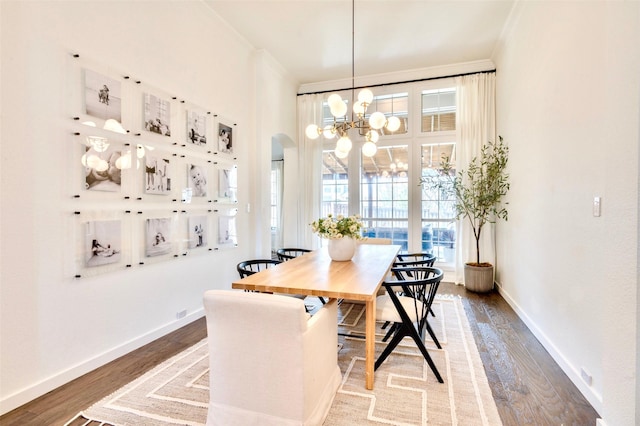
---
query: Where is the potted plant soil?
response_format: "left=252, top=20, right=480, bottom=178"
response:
left=423, top=136, right=510, bottom=292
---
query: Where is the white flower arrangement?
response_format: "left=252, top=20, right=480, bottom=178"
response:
left=310, top=214, right=364, bottom=240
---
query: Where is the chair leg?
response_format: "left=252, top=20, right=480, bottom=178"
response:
left=382, top=323, right=397, bottom=342
left=425, top=321, right=441, bottom=349
left=375, top=323, right=444, bottom=383
left=375, top=327, right=406, bottom=370
left=405, top=323, right=444, bottom=383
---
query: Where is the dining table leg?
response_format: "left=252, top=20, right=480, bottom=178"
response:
left=365, top=297, right=376, bottom=390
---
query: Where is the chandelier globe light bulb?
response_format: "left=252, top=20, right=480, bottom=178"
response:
left=366, top=129, right=379, bottom=143
left=330, top=100, right=348, bottom=118
left=305, top=124, right=321, bottom=139
left=336, top=135, right=352, bottom=152
left=353, top=100, right=365, bottom=117
left=368, top=111, right=386, bottom=130
left=327, top=93, right=343, bottom=109
left=358, top=88, right=374, bottom=105
left=322, top=125, right=336, bottom=139
left=386, top=116, right=401, bottom=132
left=362, top=141, right=377, bottom=157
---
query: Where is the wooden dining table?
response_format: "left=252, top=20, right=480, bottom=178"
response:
left=231, top=243, right=400, bottom=390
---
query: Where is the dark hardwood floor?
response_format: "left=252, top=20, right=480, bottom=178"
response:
left=0, top=283, right=599, bottom=426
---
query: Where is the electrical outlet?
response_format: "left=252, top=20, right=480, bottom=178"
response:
left=580, top=367, right=592, bottom=386
left=176, top=309, right=187, bottom=319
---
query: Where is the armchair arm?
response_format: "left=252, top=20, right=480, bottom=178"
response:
left=303, top=299, right=340, bottom=415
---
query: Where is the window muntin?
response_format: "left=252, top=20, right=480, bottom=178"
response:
left=421, top=143, right=456, bottom=262
left=360, top=145, right=409, bottom=250
left=421, top=88, right=456, bottom=133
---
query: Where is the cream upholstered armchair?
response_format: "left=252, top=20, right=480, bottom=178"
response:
left=203, top=290, right=341, bottom=426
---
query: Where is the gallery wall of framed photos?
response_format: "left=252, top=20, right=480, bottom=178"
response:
left=70, top=54, right=239, bottom=278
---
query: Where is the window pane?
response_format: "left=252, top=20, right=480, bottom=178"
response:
left=421, top=88, right=456, bottom=133
left=421, top=143, right=456, bottom=262
left=361, top=146, right=408, bottom=249
left=322, top=150, right=349, bottom=217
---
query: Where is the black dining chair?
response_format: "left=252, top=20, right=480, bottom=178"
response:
left=395, top=252, right=436, bottom=268
left=394, top=253, right=437, bottom=316
left=237, top=259, right=282, bottom=278
left=379, top=254, right=439, bottom=337
left=375, top=266, right=444, bottom=383
left=237, top=259, right=310, bottom=310
left=276, top=248, right=312, bottom=262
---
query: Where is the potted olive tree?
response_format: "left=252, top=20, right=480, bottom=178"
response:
left=423, top=136, right=510, bottom=292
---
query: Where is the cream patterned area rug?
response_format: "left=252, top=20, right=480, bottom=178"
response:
left=69, top=296, right=502, bottom=426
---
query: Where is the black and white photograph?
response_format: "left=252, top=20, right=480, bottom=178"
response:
left=188, top=216, right=208, bottom=249
left=218, top=122, right=233, bottom=154
left=187, top=163, right=207, bottom=197
left=83, top=68, right=122, bottom=122
left=218, top=166, right=237, bottom=202
left=144, top=154, right=171, bottom=195
left=84, top=144, right=122, bottom=192
left=187, top=110, right=207, bottom=146
left=144, top=93, right=171, bottom=137
left=85, top=220, right=121, bottom=267
left=218, top=212, right=237, bottom=245
left=145, top=218, right=172, bottom=257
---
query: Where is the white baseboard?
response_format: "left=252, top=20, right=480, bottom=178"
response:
left=0, top=309, right=205, bottom=416
left=494, top=282, right=603, bottom=415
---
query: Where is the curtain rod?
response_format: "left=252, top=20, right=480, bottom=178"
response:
left=297, top=69, right=496, bottom=96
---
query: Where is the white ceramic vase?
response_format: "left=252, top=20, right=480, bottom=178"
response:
left=327, top=237, right=356, bottom=261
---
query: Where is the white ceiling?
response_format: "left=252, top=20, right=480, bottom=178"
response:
left=203, top=0, right=515, bottom=87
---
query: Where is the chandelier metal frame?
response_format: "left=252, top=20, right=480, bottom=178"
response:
left=305, top=0, right=400, bottom=158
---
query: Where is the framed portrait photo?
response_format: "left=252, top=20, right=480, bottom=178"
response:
left=83, top=68, right=122, bottom=122
left=85, top=219, right=122, bottom=267
left=187, top=163, right=208, bottom=198
left=143, top=93, right=172, bottom=137
left=188, top=215, right=208, bottom=250
left=143, top=153, right=172, bottom=196
left=145, top=217, right=173, bottom=258
left=186, top=109, right=207, bottom=147
left=217, top=119, right=235, bottom=156
left=218, top=208, right=238, bottom=247
left=83, top=141, right=123, bottom=193
left=217, top=165, right=237, bottom=203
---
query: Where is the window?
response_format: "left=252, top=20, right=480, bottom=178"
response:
left=318, top=83, right=457, bottom=265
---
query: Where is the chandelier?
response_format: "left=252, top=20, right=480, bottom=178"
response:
left=304, top=0, right=401, bottom=158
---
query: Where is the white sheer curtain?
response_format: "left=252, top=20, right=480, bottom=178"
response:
left=271, top=160, right=284, bottom=252
left=454, top=73, right=496, bottom=284
left=297, top=94, right=324, bottom=249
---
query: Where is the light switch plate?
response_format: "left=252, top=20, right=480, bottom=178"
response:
left=593, top=196, right=601, bottom=217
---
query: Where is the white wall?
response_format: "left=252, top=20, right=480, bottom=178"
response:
left=493, top=2, right=639, bottom=424
left=0, top=0, right=297, bottom=414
